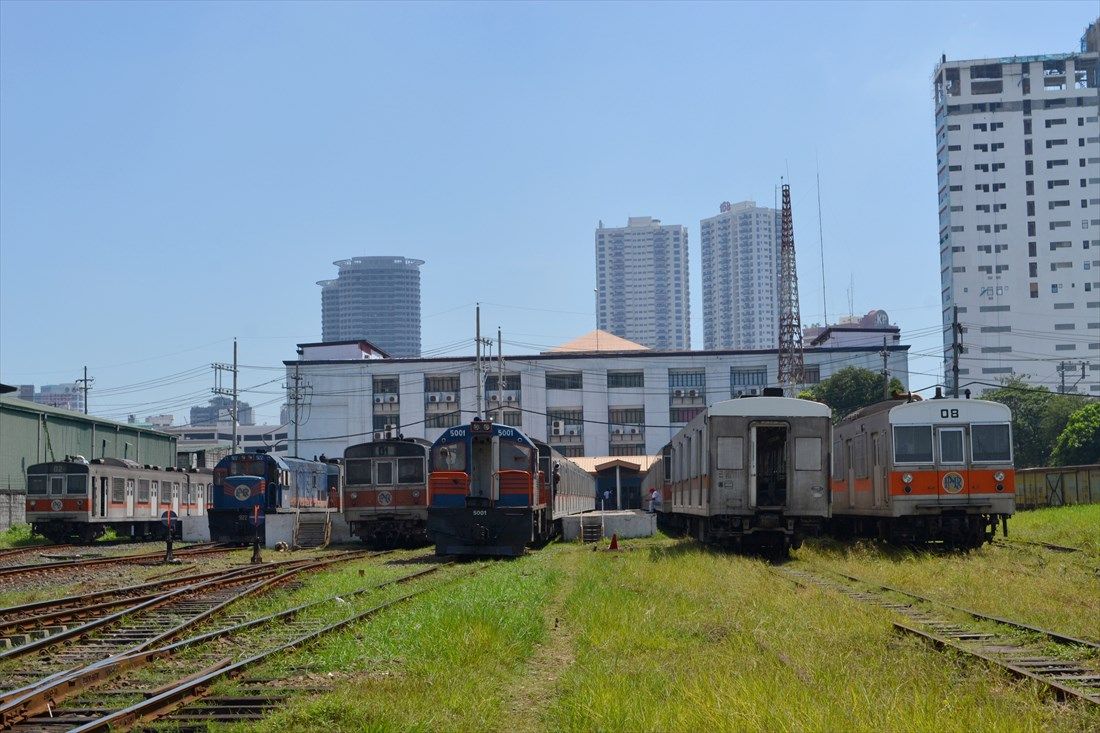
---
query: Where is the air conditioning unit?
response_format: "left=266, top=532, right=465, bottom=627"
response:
left=428, top=395, right=439, bottom=403
left=490, top=394, right=499, bottom=401
left=748, top=388, right=758, bottom=396
left=373, top=396, right=383, bottom=404
left=505, top=395, right=515, bottom=402
left=612, top=427, right=623, bottom=434
left=567, top=428, right=578, bottom=436
left=445, top=394, right=455, bottom=402
left=628, top=426, right=640, bottom=434
left=387, top=395, right=398, bottom=403
left=673, top=389, right=684, bottom=397
left=551, top=419, right=564, bottom=436
left=688, top=389, right=699, bottom=397
left=373, top=431, right=384, bottom=441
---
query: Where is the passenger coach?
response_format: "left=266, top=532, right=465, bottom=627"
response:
left=659, top=391, right=832, bottom=554
left=830, top=392, right=1014, bottom=546
left=26, top=457, right=209, bottom=543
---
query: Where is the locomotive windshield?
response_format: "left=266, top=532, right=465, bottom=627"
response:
left=228, top=456, right=269, bottom=477
left=500, top=442, right=533, bottom=470
left=972, top=424, right=1012, bottom=462
left=346, top=460, right=373, bottom=486
left=433, top=442, right=466, bottom=471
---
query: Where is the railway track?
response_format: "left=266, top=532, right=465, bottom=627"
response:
left=777, top=566, right=1100, bottom=706
left=0, top=543, right=233, bottom=583
left=0, top=551, right=382, bottom=704
left=0, top=556, right=474, bottom=731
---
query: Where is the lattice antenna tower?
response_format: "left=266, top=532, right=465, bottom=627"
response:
left=777, top=183, right=805, bottom=392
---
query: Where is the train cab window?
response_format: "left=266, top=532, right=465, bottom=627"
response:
left=49, top=476, right=65, bottom=495
left=346, top=460, right=373, bottom=485
left=27, top=476, right=47, bottom=494
left=717, top=437, right=743, bottom=470
left=894, top=426, right=933, bottom=463
left=433, top=443, right=466, bottom=472
left=938, top=429, right=965, bottom=464
left=398, top=457, right=424, bottom=484
left=66, top=475, right=87, bottom=494
left=795, top=438, right=822, bottom=471
left=376, top=462, right=394, bottom=485
left=972, top=424, right=1012, bottom=462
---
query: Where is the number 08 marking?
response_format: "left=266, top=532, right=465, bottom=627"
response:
left=940, top=409, right=959, bottom=419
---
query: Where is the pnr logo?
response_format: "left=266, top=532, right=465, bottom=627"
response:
left=377, top=490, right=393, bottom=506
left=233, top=485, right=252, bottom=501
left=942, top=472, right=965, bottom=494
left=51, top=499, right=63, bottom=512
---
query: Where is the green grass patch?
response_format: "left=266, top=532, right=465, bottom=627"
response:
left=1011, top=504, right=1100, bottom=556
left=0, top=523, right=42, bottom=549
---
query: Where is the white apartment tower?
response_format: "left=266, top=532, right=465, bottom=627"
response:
left=700, top=201, right=780, bottom=350
left=934, top=20, right=1100, bottom=395
left=595, top=217, right=690, bottom=350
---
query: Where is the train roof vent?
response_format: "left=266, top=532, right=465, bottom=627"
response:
left=762, top=387, right=784, bottom=397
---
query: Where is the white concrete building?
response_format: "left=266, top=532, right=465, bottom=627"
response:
left=934, top=21, right=1100, bottom=394
left=700, top=201, right=780, bottom=351
left=596, top=217, right=690, bottom=350
left=285, top=335, right=911, bottom=460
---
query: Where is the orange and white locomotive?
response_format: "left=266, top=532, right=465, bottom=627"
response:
left=343, top=438, right=432, bottom=548
left=26, top=456, right=210, bottom=543
left=830, top=393, right=1014, bottom=546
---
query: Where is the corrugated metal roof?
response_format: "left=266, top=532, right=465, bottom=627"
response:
left=0, top=396, right=174, bottom=438
left=569, top=455, right=661, bottom=475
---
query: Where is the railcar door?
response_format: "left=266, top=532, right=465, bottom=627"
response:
left=375, top=458, right=396, bottom=516
left=871, top=433, right=885, bottom=507
left=149, top=481, right=159, bottom=517
left=125, top=479, right=135, bottom=516
left=96, top=476, right=109, bottom=518
left=935, top=427, right=970, bottom=500
left=845, top=439, right=856, bottom=509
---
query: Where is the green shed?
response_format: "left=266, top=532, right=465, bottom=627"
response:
left=0, top=396, right=178, bottom=493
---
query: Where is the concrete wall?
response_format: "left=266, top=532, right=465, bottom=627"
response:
left=0, top=489, right=26, bottom=532
left=561, top=510, right=656, bottom=540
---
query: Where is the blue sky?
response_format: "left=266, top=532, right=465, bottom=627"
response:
left=1, top=1, right=1095, bottom=424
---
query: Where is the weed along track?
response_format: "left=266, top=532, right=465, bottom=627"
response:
left=0, top=557, right=482, bottom=731
left=0, top=543, right=235, bottom=585
left=778, top=567, right=1100, bottom=706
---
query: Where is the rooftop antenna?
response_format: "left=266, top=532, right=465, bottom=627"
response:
left=847, top=274, right=855, bottom=320
left=816, top=155, right=828, bottom=326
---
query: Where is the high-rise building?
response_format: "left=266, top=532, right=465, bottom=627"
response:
left=934, top=20, right=1099, bottom=395
left=190, top=396, right=255, bottom=427
left=595, top=217, right=690, bottom=350
left=700, top=201, right=780, bottom=351
left=318, top=256, right=424, bottom=357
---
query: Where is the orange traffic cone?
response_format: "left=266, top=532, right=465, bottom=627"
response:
left=608, top=533, right=619, bottom=551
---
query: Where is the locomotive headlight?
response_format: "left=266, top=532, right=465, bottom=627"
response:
left=996, top=484, right=1005, bottom=492
left=349, top=492, right=358, bottom=500
left=810, top=485, right=825, bottom=498
left=902, top=473, right=913, bottom=484
left=994, top=471, right=1005, bottom=482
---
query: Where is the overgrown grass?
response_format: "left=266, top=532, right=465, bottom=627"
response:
left=1012, top=504, right=1100, bottom=556
left=205, top=536, right=1097, bottom=732
left=0, top=523, right=42, bottom=549
left=218, top=553, right=560, bottom=732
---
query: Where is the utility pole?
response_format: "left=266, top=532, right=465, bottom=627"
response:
left=497, top=326, right=504, bottom=423
left=950, top=305, right=962, bottom=398
left=475, top=304, right=482, bottom=419
left=285, top=362, right=307, bottom=456
left=213, top=339, right=239, bottom=453
left=880, top=337, right=890, bottom=401
left=77, top=366, right=94, bottom=415
left=1058, top=361, right=1069, bottom=394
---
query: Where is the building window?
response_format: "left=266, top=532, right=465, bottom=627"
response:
left=730, top=367, right=768, bottom=386
left=608, top=408, right=645, bottom=426
left=607, top=371, right=644, bottom=389
left=485, top=374, right=521, bottom=391
left=803, top=365, right=821, bottom=384
left=609, top=445, right=646, bottom=457
left=668, top=370, right=705, bottom=389
left=373, top=376, right=399, bottom=394
left=670, top=407, right=705, bottom=423
left=545, top=372, right=582, bottom=390
left=425, top=413, right=461, bottom=429
left=424, top=375, right=459, bottom=392
left=372, top=414, right=399, bottom=431
left=555, top=445, right=585, bottom=458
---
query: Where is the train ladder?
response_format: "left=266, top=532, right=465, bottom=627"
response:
left=323, top=511, right=332, bottom=547
left=292, top=505, right=302, bottom=549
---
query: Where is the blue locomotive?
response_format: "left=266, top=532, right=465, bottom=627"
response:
left=426, top=418, right=595, bottom=556
left=209, top=451, right=338, bottom=544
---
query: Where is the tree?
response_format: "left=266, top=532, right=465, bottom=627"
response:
left=799, top=367, right=905, bottom=422
left=1050, top=402, right=1100, bottom=467
left=980, top=376, right=1087, bottom=468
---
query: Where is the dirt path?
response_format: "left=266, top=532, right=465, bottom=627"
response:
left=498, top=551, right=578, bottom=733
